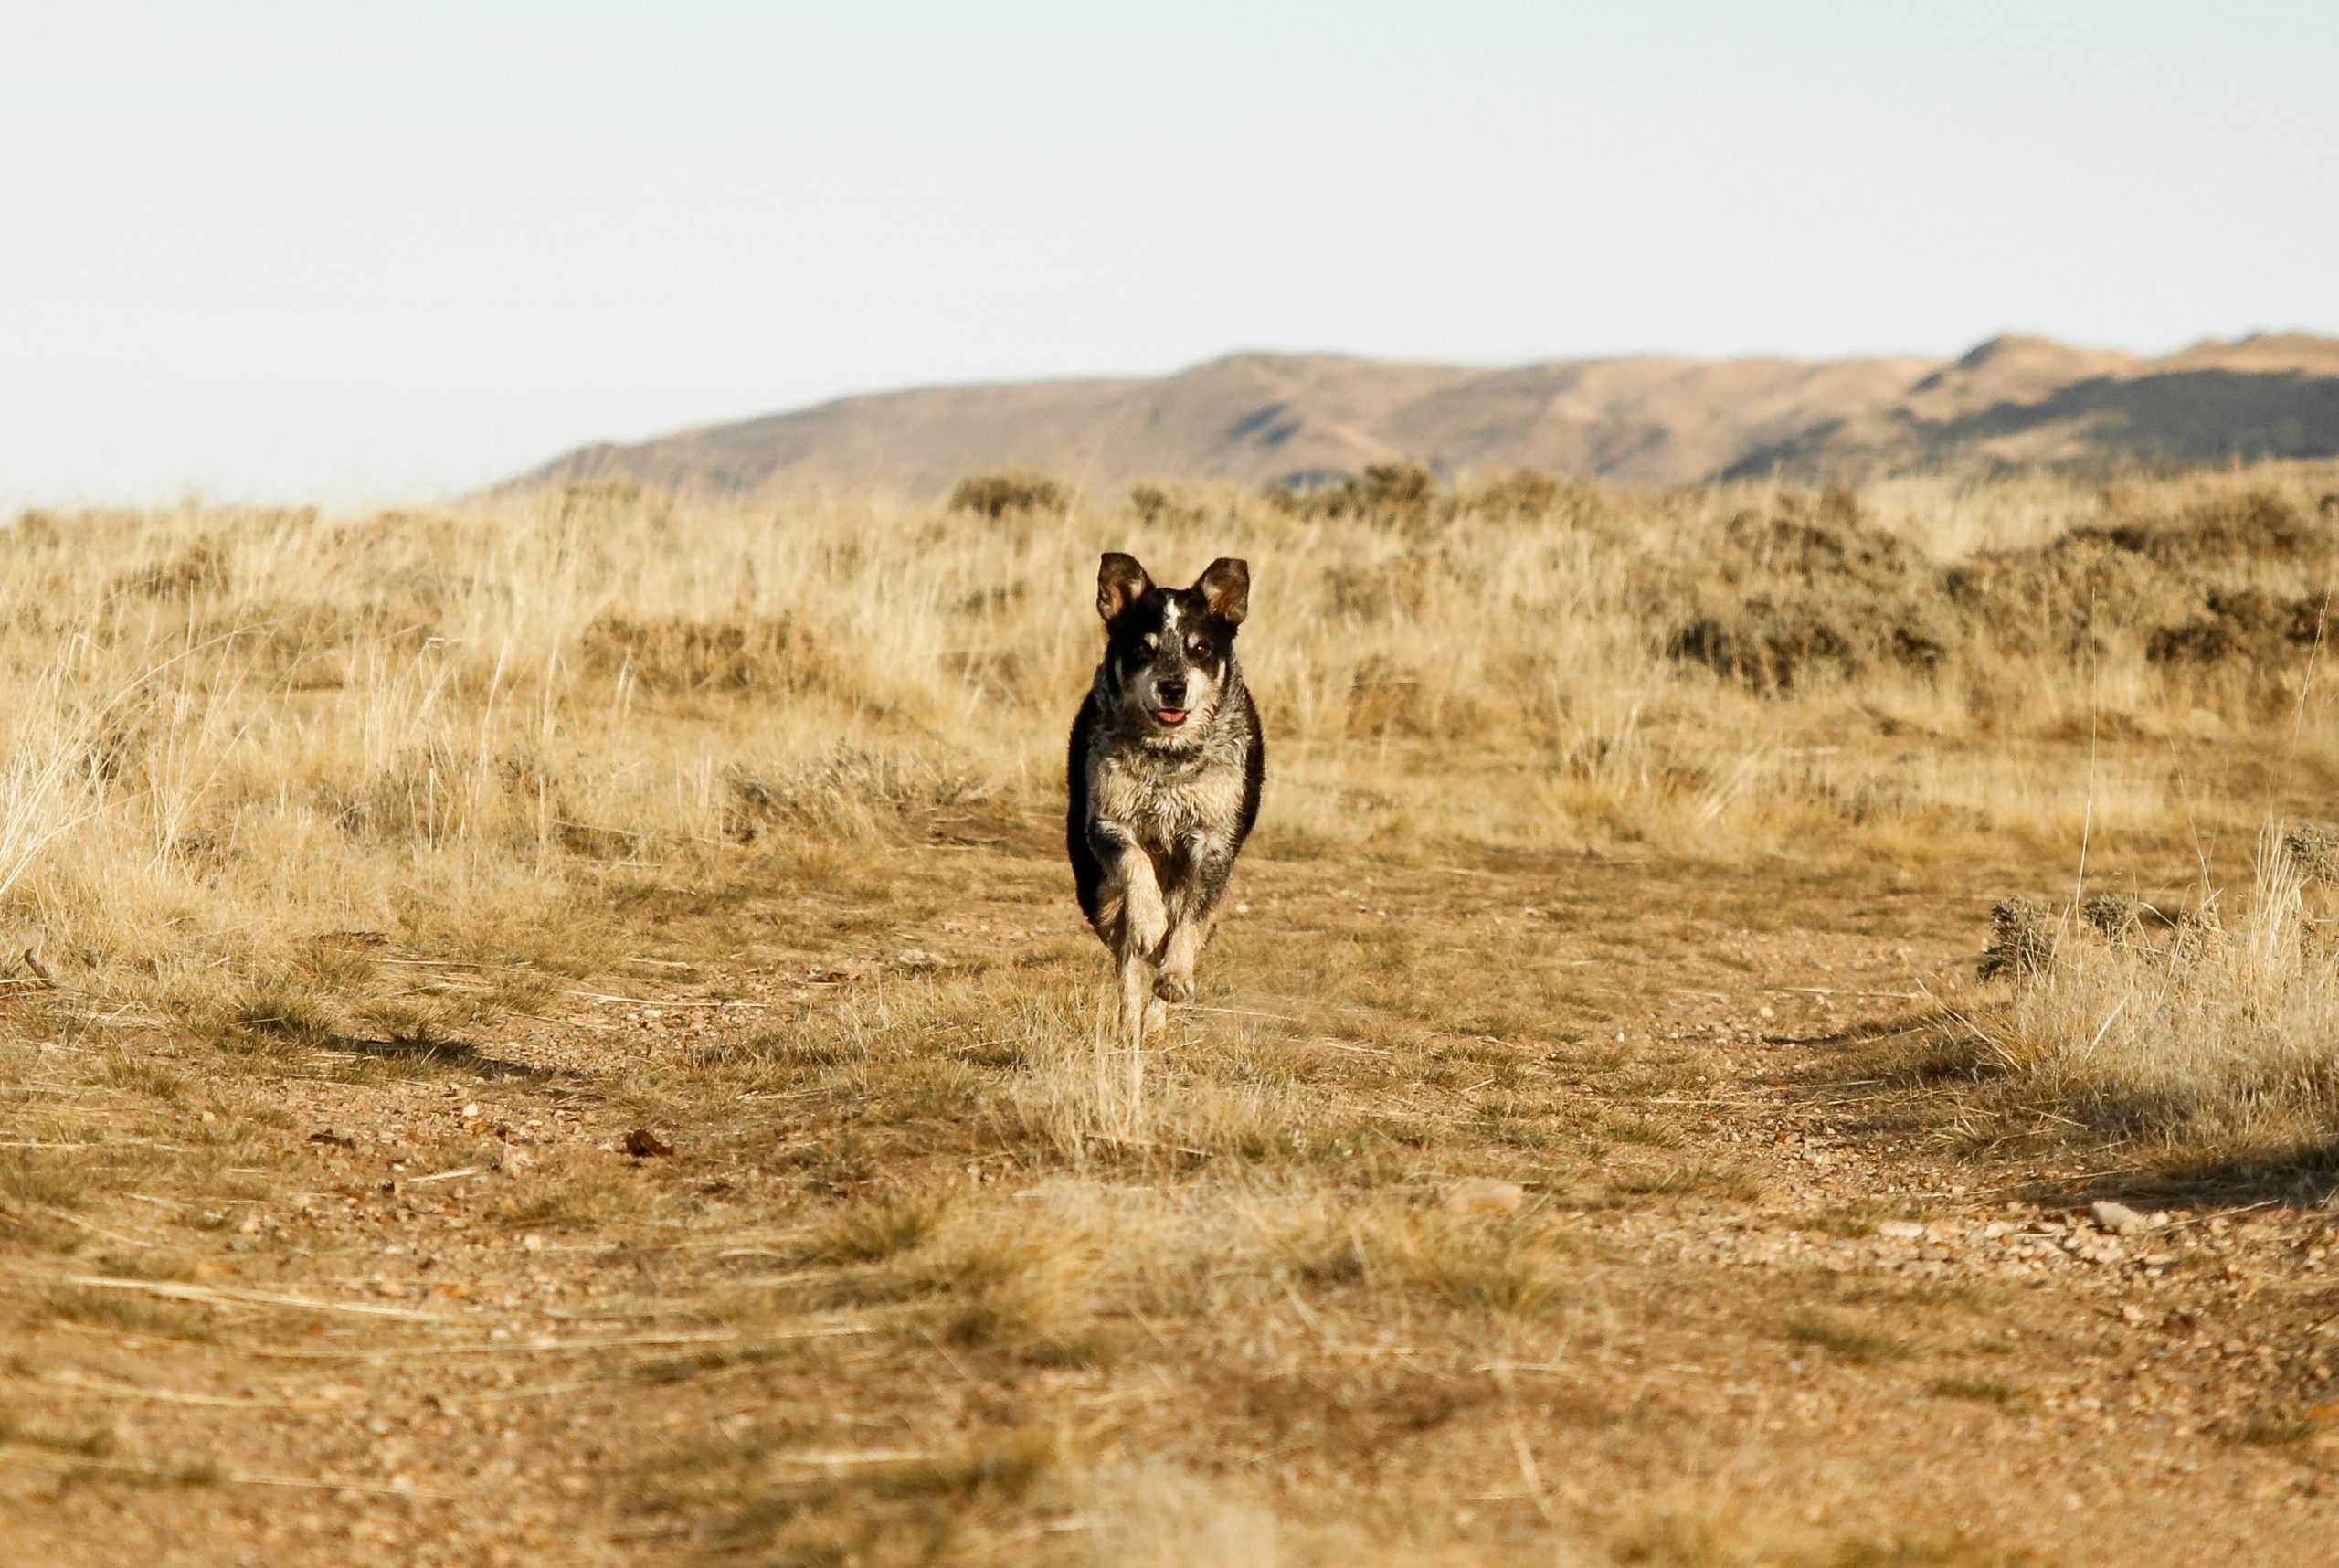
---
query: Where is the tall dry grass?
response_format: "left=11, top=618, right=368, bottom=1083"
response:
left=2, top=463, right=2335, bottom=1049
left=1956, top=830, right=2339, bottom=1168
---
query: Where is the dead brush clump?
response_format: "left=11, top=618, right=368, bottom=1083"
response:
left=722, top=747, right=991, bottom=842
left=2144, top=588, right=2334, bottom=671
left=947, top=470, right=1071, bottom=518
left=1125, top=482, right=1218, bottom=528
left=1975, top=895, right=2057, bottom=981
left=1281, top=1202, right=1569, bottom=1318
left=2074, top=486, right=2334, bottom=569
left=1946, top=485, right=2337, bottom=683
left=1786, top=1310, right=1921, bottom=1364
left=1665, top=489, right=1957, bottom=694
left=1609, top=1510, right=2008, bottom=1568
left=1942, top=530, right=2176, bottom=659
left=805, top=1190, right=944, bottom=1265
left=1463, top=468, right=1593, bottom=523
left=1954, top=833, right=2339, bottom=1163
left=1665, top=475, right=2339, bottom=712
left=631, top=1423, right=1057, bottom=1563
left=577, top=609, right=829, bottom=695
left=1267, top=461, right=1447, bottom=531
left=321, top=738, right=492, bottom=846
left=496, top=1150, right=663, bottom=1231
left=107, top=535, right=238, bottom=602
left=1007, top=1012, right=1331, bottom=1171
left=223, top=595, right=449, bottom=688
left=893, top=1204, right=1117, bottom=1365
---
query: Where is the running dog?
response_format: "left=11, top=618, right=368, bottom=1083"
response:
left=1068, top=553, right=1264, bottom=1035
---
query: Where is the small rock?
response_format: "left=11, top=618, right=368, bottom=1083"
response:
left=624, top=1127, right=675, bottom=1158
left=2121, top=1304, right=2145, bottom=1325
left=521, top=1234, right=545, bottom=1253
left=1877, top=1220, right=1924, bottom=1240
left=1443, top=1178, right=1526, bottom=1216
left=2090, top=1200, right=2150, bottom=1236
left=894, top=949, right=944, bottom=971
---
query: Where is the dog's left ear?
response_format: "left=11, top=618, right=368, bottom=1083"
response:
left=1195, top=558, right=1249, bottom=625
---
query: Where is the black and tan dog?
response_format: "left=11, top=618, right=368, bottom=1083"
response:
left=1068, top=553, right=1264, bottom=1035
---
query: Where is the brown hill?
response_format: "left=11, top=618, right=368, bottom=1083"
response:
left=516, top=334, right=2339, bottom=498
left=1726, top=332, right=2339, bottom=482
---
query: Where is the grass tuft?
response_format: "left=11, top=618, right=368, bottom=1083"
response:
left=1789, top=1312, right=1921, bottom=1364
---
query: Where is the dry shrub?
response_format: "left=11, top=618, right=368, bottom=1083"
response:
left=1962, top=836, right=2339, bottom=1160
left=2285, top=823, right=2339, bottom=885
left=1464, top=468, right=1582, bottom=522
left=1942, top=531, right=2179, bottom=659
left=947, top=471, right=1070, bottom=518
left=1977, top=895, right=2056, bottom=981
left=1667, top=492, right=1954, bottom=693
left=905, top=1206, right=1113, bottom=1364
left=639, top=1426, right=1056, bottom=1563
left=1267, top=461, right=1445, bottom=529
left=1283, top=1203, right=1567, bottom=1317
left=1670, top=480, right=2339, bottom=702
left=578, top=609, right=826, bottom=694
left=113, top=538, right=234, bottom=601
left=1950, top=487, right=2336, bottom=669
left=1125, top=482, right=1212, bottom=528
left=1342, top=654, right=1494, bottom=739
left=2073, top=487, right=2332, bottom=569
left=2145, top=588, right=2334, bottom=667
left=807, top=1191, right=942, bottom=1264
left=723, top=747, right=990, bottom=841
left=1322, top=554, right=1434, bottom=622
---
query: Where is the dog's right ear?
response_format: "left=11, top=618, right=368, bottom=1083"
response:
left=1096, top=553, right=1153, bottom=621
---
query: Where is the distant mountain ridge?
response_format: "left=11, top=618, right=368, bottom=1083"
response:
left=515, top=333, right=2339, bottom=498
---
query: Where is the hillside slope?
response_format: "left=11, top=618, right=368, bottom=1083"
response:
left=1727, top=332, right=2339, bottom=481
left=517, top=334, right=2339, bottom=497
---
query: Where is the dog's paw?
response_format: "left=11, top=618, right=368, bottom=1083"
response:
left=1142, top=998, right=1170, bottom=1035
left=1152, top=971, right=1194, bottom=1004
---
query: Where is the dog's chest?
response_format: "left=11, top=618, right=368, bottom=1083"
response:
left=1091, top=744, right=1245, bottom=853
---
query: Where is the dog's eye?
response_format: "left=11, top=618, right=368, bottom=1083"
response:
left=1187, top=639, right=1209, bottom=660
left=1138, top=634, right=1159, bottom=654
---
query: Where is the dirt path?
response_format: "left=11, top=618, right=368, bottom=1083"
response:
left=4, top=833, right=2336, bottom=1565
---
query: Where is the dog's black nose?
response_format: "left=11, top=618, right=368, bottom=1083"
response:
left=1157, top=680, right=1187, bottom=706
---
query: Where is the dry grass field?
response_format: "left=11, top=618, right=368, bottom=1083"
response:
left=7, top=465, right=2339, bottom=1565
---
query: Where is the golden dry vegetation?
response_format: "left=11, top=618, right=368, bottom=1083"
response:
left=5, top=466, right=2339, bottom=1565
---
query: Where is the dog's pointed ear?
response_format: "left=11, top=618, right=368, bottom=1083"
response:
left=1097, top=553, right=1152, bottom=622
left=1195, top=557, right=1250, bottom=625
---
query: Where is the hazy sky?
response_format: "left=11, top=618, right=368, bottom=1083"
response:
left=5, top=2, right=2334, bottom=504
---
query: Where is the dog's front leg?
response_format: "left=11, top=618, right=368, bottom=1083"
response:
left=1153, top=835, right=1235, bottom=1005
left=1092, top=824, right=1168, bottom=1036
